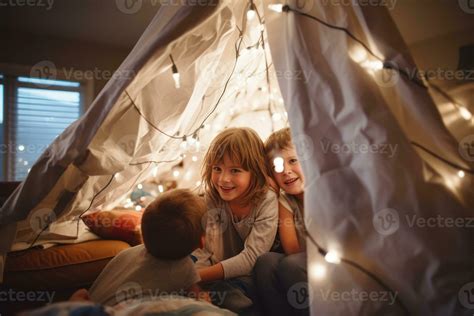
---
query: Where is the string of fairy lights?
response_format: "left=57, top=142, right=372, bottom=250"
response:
left=266, top=3, right=472, bottom=314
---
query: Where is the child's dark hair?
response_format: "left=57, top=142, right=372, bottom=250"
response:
left=141, top=189, right=206, bottom=260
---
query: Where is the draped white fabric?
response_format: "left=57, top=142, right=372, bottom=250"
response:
left=0, top=0, right=473, bottom=314
left=264, top=1, right=473, bottom=314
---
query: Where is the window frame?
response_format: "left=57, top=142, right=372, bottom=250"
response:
left=0, top=63, right=94, bottom=181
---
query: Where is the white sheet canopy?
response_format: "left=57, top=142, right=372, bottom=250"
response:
left=1, top=1, right=473, bottom=314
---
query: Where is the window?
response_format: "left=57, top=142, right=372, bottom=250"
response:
left=1, top=73, right=84, bottom=181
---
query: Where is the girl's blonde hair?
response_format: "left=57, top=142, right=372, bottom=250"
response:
left=202, top=127, right=270, bottom=207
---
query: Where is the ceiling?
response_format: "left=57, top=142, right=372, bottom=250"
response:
left=1, top=0, right=473, bottom=50
left=0, top=0, right=160, bottom=49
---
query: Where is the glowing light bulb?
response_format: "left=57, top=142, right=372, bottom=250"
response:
left=172, top=71, right=180, bottom=89
left=370, top=60, right=384, bottom=70
left=459, top=107, right=472, bottom=120
left=349, top=46, right=368, bottom=63
left=187, top=136, right=196, bottom=146
left=137, top=183, right=143, bottom=190
left=194, top=140, right=201, bottom=152
left=324, top=251, right=341, bottom=264
left=273, top=156, right=284, bottom=173
left=173, top=170, right=180, bottom=177
left=309, top=263, right=326, bottom=280
left=158, top=185, right=164, bottom=193
left=247, top=8, right=256, bottom=20
left=135, top=205, right=142, bottom=211
left=180, top=139, right=188, bottom=150
left=458, top=170, right=465, bottom=178
left=152, top=167, right=159, bottom=177
left=268, top=4, right=283, bottom=12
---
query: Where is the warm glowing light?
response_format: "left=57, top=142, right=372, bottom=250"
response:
left=459, top=107, right=472, bottom=120
left=247, top=8, right=256, bottom=20
left=458, top=170, right=465, bottom=178
left=172, top=72, right=181, bottom=89
left=309, top=263, right=327, bottom=280
left=192, top=155, right=198, bottom=162
left=137, top=183, right=143, bottom=190
left=135, top=205, right=142, bottom=211
left=349, top=46, right=368, bottom=63
left=173, top=170, right=180, bottom=177
left=268, top=4, right=283, bottom=12
left=324, top=251, right=341, bottom=264
left=273, top=156, right=284, bottom=173
left=158, top=185, right=164, bottom=193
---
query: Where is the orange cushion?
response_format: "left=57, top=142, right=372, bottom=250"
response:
left=82, top=210, right=143, bottom=246
left=4, top=240, right=130, bottom=290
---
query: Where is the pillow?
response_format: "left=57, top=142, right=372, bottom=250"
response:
left=82, top=210, right=143, bottom=246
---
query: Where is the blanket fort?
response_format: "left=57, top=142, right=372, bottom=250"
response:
left=1, top=1, right=473, bottom=315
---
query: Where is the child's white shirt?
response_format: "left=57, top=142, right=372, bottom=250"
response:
left=193, top=190, right=278, bottom=279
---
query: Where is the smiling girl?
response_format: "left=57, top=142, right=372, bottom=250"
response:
left=192, top=127, right=278, bottom=313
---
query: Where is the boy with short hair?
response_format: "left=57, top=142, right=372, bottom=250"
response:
left=254, top=127, right=309, bottom=316
left=88, top=189, right=207, bottom=306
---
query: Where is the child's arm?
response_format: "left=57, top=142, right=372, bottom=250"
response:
left=218, top=192, right=278, bottom=279
left=69, top=288, right=91, bottom=302
left=279, top=202, right=302, bottom=255
left=198, top=262, right=224, bottom=283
